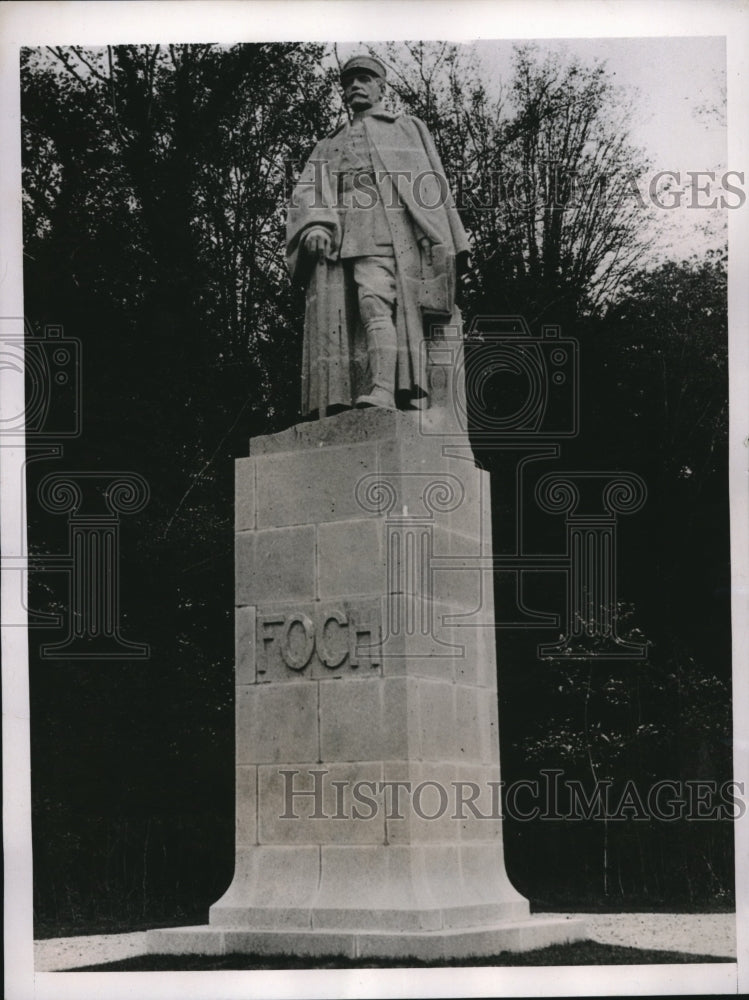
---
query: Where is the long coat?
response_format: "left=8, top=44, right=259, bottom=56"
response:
left=287, top=110, right=470, bottom=415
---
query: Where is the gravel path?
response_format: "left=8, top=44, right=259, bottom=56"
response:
left=34, top=913, right=736, bottom=970
left=546, top=912, right=736, bottom=959
left=35, top=931, right=149, bottom=971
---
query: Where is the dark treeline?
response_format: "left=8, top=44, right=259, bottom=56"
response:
left=21, top=42, right=731, bottom=935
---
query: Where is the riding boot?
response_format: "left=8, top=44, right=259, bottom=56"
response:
left=355, top=316, right=397, bottom=410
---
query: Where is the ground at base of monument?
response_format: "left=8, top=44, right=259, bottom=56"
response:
left=145, top=916, right=585, bottom=961
left=49, top=941, right=735, bottom=971
left=34, top=912, right=736, bottom=970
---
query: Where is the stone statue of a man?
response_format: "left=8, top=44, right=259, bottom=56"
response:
left=287, top=54, right=469, bottom=416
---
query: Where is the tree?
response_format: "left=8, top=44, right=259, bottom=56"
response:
left=22, top=42, right=340, bottom=934
left=597, top=249, right=729, bottom=669
left=367, top=42, right=653, bottom=327
left=603, top=249, right=728, bottom=485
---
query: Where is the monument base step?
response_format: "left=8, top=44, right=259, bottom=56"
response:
left=146, top=916, right=587, bottom=961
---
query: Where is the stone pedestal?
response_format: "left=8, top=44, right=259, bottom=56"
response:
left=148, top=406, right=585, bottom=960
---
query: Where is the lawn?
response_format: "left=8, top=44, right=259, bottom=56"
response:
left=72, top=941, right=733, bottom=971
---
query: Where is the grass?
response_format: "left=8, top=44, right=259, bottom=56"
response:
left=532, top=897, right=736, bottom=914
left=71, top=941, right=733, bottom=971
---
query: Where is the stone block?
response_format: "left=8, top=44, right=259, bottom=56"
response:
left=378, top=520, right=491, bottom=615
left=361, top=439, right=485, bottom=538
left=315, top=906, right=444, bottom=933
left=235, top=525, right=315, bottom=606
left=459, top=842, right=529, bottom=910
left=449, top=614, right=498, bottom=689
left=354, top=930, right=449, bottom=961
left=148, top=918, right=588, bottom=959
left=210, top=845, right=320, bottom=923
left=219, top=906, right=315, bottom=931
left=416, top=678, right=458, bottom=761
left=236, top=846, right=318, bottom=908
left=235, top=458, right=256, bottom=532
left=411, top=843, right=466, bottom=908
left=223, top=929, right=357, bottom=959
left=318, top=676, right=385, bottom=761
left=439, top=901, right=528, bottom=930
left=319, top=676, right=417, bottom=761
left=356, top=456, right=467, bottom=526
left=257, top=761, right=386, bottom=845
left=454, top=684, right=482, bottom=762
left=379, top=448, right=485, bottom=542
left=236, top=684, right=318, bottom=764
left=481, top=690, right=500, bottom=763
left=512, top=916, right=588, bottom=950
left=429, top=524, right=487, bottom=613
left=377, top=582, right=498, bottom=689
left=236, top=765, right=257, bottom=846
left=235, top=605, right=256, bottom=685
left=255, top=441, right=380, bottom=528
left=250, top=406, right=402, bottom=456
left=446, top=453, right=487, bottom=540
left=453, top=762, right=503, bottom=841
left=380, top=596, right=459, bottom=682
left=314, top=845, right=443, bottom=930
left=383, top=761, right=459, bottom=845
left=379, top=761, right=505, bottom=845
left=317, top=518, right=386, bottom=597
left=147, top=927, right=225, bottom=955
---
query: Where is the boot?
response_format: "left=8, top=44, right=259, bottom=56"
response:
left=355, top=316, right=397, bottom=410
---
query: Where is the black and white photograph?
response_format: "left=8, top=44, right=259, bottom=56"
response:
left=2, top=1, right=747, bottom=997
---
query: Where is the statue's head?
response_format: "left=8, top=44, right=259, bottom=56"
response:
left=340, top=55, right=386, bottom=112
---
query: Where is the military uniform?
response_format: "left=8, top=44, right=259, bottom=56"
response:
left=287, top=55, right=469, bottom=415
left=337, top=110, right=395, bottom=258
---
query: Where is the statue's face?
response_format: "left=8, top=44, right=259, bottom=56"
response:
left=343, top=71, right=383, bottom=111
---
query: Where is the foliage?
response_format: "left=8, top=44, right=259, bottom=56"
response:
left=604, top=249, right=728, bottom=484
left=498, top=250, right=730, bottom=906
left=368, top=42, right=652, bottom=327
left=23, top=41, right=339, bottom=934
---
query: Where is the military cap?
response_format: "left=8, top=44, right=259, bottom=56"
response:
left=340, top=54, right=387, bottom=83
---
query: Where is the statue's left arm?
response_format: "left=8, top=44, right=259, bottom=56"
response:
left=408, top=116, right=471, bottom=268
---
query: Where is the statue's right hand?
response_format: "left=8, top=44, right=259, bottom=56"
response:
left=303, top=228, right=332, bottom=263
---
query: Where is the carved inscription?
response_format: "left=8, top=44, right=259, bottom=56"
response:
left=256, top=599, right=381, bottom=681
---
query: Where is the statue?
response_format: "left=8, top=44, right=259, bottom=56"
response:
left=150, top=56, right=585, bottom=966
left=287, top=54, right=469, bottom=416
